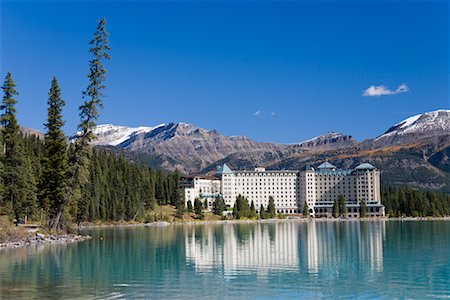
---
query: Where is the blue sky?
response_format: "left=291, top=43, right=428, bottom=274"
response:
left=1, top=0, right=449, bottom=143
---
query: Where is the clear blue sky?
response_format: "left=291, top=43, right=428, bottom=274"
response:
left=1, top=0, right=449, bottom=143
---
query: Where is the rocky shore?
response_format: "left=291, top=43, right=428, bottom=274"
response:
left=0, top=232, right=92, bottom=250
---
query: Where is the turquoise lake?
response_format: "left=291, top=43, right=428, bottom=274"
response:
left=0, top=221, right=449, bottom=299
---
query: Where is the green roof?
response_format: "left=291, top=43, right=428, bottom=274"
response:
left=216, top=163, right=234, bottom=175
left=355, top=163, right=376, bottom=170
left=317, top=161, right=337, bottom=169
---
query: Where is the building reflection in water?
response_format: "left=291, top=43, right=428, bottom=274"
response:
left=303, top=221, right=385, bottom=274
left=185, top=222, right=298, bottom=278
left=185, top=221, right=385, bottom=277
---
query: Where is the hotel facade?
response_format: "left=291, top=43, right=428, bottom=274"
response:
left=183, top=161, right=385, bottom=217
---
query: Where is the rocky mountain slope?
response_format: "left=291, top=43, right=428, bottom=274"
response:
left=292, top=132, right=358, bottom=150
left=88, top=124, right=362, bottom=173
left=89, top=122, right=281, bottom=173
left=372, top=109, right=450, bottom=147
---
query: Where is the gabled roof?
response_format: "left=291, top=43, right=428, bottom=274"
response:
left=355, top=163, right=377, bottom=170
left=216, top=163, right=234, bottom=175
left=317, top=161, right=337, bottom=169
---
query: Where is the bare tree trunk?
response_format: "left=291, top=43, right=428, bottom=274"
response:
left=132, top=201, right=145, bottom=222
left=52, top=203, right=65, bottom=232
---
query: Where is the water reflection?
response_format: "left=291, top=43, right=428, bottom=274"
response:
left=302, top=221, right=385, bottom=274
left=1, top=221, right=449, bottom=299
left=185, top=222, right=299, bottom=277
left=185, top=221, right=385, bottom=277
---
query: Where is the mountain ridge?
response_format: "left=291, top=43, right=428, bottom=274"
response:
left=46, top=108, right=450, bottom=193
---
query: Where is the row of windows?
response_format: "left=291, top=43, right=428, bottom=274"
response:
left=235, top=173, right=298, bottom=177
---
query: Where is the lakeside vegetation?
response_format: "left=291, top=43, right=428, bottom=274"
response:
left=382, top=186, right=450, bottom=217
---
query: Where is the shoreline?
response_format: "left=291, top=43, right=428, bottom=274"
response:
left=79, top=216, right=450, bottom=228
left=0, top=233, right=92, bottom=250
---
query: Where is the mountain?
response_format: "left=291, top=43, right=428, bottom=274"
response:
left=293, top=132, right=358, bottom=150
left=80, top=108, right=450, bottom=193
left=87, top=123, right=361, bottom=174
left=199, top=133, right=358, bottom=174
left=373, top=109, right=450, bottom=147
left=88, top=122, right=282, bottom=174
left=90, top=124, right=165, bottom=146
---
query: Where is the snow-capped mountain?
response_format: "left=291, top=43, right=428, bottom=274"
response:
left=87, top=122, right=281, bottom=173
left=374, top=109, right=450, bottom=145
left=90, top=124, right=166, bottom=146
left=75, top=109, right=449, bottom=177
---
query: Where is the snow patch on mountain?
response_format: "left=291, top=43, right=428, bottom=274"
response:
left=376, top=109, right=450, bottom=141
left=91, top=124, right=166, bottom=146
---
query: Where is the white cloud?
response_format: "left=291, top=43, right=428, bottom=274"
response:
left=271, top=112, right=276, bottom=116
left=363, top=83, right=409, bottom=97
left=254, top=110, right=261, bottom=116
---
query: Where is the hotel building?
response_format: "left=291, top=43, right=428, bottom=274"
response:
left=182, top=161, right=385, bottom=217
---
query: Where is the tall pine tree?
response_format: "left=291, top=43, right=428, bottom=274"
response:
left=338, top=194, right=347, bottom=218
left=72, top=18, right=111, bottom=223
left=332, top=199, right=339, bottom=218
left=78, top=17, right=111, bottom=144
left=41, top=77, right=69, bottom=230
left=267, top=196, right=276, bottom=218
left=0, top=72, right=37, bottom=220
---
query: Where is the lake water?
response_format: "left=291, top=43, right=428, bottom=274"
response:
left=0, top=221, right=449, bottom=299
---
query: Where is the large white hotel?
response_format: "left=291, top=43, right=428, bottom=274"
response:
left=182, top=161, right=385, bottom=217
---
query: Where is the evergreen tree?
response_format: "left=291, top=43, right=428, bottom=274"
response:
left=267, top=196, right=276, bottom=218
left=338, top=194, right=347, bottom=217
left=0, top=72, right=37, bottom=220
left=232, top=201, right=238, bottom=218
left=78, top=17, right=111, bottom=145
left=360, top=199, right=368, bottom=218
left=303, top=201, right=310, bottom=217
left=40, top=77, right=69, bottom=229
left=174, top=188, right=185, bottom=219
left=259, top=204, right=267, bottom=219
left=194, top=198, right=203, bottom=219
left=332, top=199, right=339, bottom=218
left=186, top=200, right=193, bottom=213
left=20, top=147, right=38, bottom=222
left=212, top=197, right=226, bottom=216
left=175, top=203, right=184, bottom=220
left=233, top=194, right=251, bottom=219
left=0, top=135, right=3, bottom=205
left=250, top=200, right=256, bottom=218
left=72, top=18, right=111, bottom=223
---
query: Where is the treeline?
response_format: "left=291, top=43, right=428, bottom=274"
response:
left=2, top=132, right=181, bottom=224
left=0, top=18, right=181, bottom=230
left=382, top=186, right=450, bottom=217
